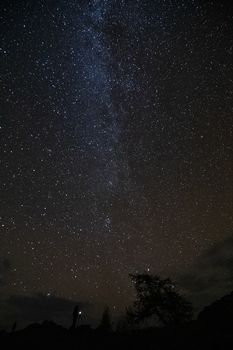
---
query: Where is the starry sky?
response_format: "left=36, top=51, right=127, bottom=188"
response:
left=0, top=0, right=233, bottom=328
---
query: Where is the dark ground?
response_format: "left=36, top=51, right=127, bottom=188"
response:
left=1, top=320, right=233, bottom=350
left=2, top=291, right=233, bottom=349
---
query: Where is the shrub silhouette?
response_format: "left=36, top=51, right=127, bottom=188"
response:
left=97, top=306, right=112, bottom=333
left=127, top=273, right=193, bottom=326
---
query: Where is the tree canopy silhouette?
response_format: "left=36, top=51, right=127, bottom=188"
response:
left=127, top=273, right=193, bottom=326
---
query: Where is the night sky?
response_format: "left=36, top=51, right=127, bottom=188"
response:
left=0, top=0, right=233, bottom=328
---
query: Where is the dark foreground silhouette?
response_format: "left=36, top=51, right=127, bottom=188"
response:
left=1, top=275, right=233, bottom=349
left=0, top=316, right=233, bottom=350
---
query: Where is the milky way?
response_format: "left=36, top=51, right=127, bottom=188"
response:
left=0, top=0, right=233, bottom=327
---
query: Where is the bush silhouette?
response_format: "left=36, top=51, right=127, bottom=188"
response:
left=97, top=306, right=112, bottom=333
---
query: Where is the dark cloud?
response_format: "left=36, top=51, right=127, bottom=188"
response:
left=0, top=294, right=91, bottom=330
left=0, top=258, right=11, bottom=286
left=179, top=237, right=233, bottom=310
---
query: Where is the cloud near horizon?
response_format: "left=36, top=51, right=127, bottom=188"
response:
left=0, top=257, right=11, bottom=287
left=179, top=236, right=233, bottom=310
left=0, top=293, right=92, bottom=330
